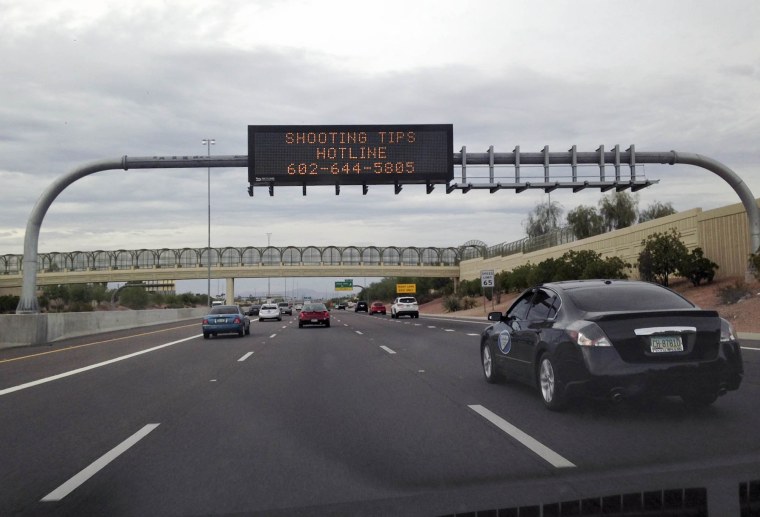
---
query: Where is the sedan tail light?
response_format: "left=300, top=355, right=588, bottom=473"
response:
left=234, top=317, right=241, bottom=324
left=720, top=318, right=737, bottom=342
left=202, top=318, right=209, bottom=324
left=566, top=320, right=612, bottom=347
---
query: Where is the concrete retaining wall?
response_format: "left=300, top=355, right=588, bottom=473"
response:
left=0, top=308, right=208, bottom=349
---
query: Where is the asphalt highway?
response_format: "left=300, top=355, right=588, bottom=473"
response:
left=1, top=311, right=759, bottom=516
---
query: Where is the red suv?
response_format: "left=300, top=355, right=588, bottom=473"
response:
left=369, top=301, right=387, bottom=315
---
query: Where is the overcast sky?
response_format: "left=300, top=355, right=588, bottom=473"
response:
left=2, top=0, right=759, bottom=297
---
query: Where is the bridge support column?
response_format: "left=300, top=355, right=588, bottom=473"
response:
left=452, top=277, right=459, bottom=294
left=226, top=278, right=234, bottom=305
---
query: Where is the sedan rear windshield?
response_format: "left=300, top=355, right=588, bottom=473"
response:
left=210, top=306, right=239, bottom=314
left=261, top=305, right=278, bottom=310
left=398, top=298, right=417, bottom=304
left=566, top=284, right=695, bottom=313
left=303, top=304, right=327, bottom=312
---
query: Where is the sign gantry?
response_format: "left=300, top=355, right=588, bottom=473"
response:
left=13, top=124, right=760, bottom=313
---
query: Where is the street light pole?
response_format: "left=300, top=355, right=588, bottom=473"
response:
left=266, top=232, right=272, bottom=298
left=202, top=138, right=215, bottom=306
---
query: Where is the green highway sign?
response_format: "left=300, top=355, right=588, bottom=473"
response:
left=335, top=279, right=353, bottom=291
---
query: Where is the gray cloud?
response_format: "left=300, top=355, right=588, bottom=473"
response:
left=2, top=0, right=759, bottom=271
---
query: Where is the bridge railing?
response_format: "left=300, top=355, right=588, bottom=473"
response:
left=1, top=245, right=464, bottom=275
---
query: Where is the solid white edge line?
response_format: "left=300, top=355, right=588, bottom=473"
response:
left=468, top=405, right=576, bottom=469
left=41, top=423, right=160, bottom=502
left=238, top=352, right=254, bottom=362
left=0, top=335, right=200, bottom=397
left=742, top=346, right=760, bottom=351
left=380, top=345, right=396, bottom=354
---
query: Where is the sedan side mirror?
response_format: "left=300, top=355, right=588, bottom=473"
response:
left=487, top=311, right=503, bottom=322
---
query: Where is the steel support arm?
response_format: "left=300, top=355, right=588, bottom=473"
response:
left=16, top=155, right=247, bottom=313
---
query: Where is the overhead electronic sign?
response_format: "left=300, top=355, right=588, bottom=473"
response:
left=248, top=124, right=453, bottom=187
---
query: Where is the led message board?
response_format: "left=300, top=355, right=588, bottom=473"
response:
left=248, top=124, right=453, bottom=186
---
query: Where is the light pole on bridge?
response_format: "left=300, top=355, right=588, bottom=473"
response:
left=266, top=233, right=272, bottom=298
left=202, top=138, right=215, bottom=307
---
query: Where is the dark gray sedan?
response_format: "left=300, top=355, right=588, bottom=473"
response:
left=481, top=279, right=743, bottom=410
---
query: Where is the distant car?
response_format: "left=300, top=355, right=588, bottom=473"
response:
left=278, top=302, right=293, bottom=315
left=202, top=305, right=250, bottom=339
left=336, top=302, right=347, bottom=310
left=247, top=304, right=261, bottom=316
left=369, top=301, right=387, bottom=315
left=299, top=302, right=331, bottom=328
left=480, top=279, right=743, bottom=411
left=391, top=297, right=419, bottom=318
left=295, top=303, right=303, bottom=311
left=258, top=303, right=282, bottom=321
left=354, top=301, right=368, bottom=312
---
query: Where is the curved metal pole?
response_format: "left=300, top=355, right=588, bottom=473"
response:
left=672, top=152, right=760, bottom=255
left=16, top=155, right=248, bottom=313
left=16, top=159, right=124, bottom=313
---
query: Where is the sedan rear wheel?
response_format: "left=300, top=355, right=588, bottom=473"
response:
left=539, top=354, right=566, bottom=411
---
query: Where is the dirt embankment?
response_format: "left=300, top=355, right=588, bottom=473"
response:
left=419, top=277, right=760, bottom=334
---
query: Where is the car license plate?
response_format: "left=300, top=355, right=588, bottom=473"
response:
left=311, top=319, right=318, bottom=323
left=650, top=335, right=683, bottom=353
left=216, top=318, right=227, bottom=323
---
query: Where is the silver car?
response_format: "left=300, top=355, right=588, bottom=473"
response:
left=258, top=303, right=282, bottom=321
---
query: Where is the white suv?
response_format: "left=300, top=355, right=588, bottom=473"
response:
left=391, top=297, right=419, bottom=319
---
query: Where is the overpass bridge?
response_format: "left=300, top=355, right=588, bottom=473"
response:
left=0, top=244, right=471, bottom=302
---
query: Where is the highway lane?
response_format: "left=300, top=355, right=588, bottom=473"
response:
left=1, top=312, right=759, bottom=515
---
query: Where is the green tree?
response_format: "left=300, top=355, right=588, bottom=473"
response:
left=638, top=229, right=689, bottom=286
left=0, top=295, right=19, bottom=313
left=91, top=283, right=109, bottom=304
left=119, top=286, right=149, bottom=309
left=638, top=201, right=677, bottom=223
left=524, top=199, right=563, bottom=238
left=566, top=205, right=604, bottom=239
left=599, top=191, right=638, bottom=231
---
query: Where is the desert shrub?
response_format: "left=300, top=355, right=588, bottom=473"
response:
left=443, top=296, right=462, bottom=313
left=678, top=247, right=719, bottom=286
left=751, top=253, right=760, bottom=281
left=462, top=297, right=477, bottom=310
left=0, top=295, right=19, bottom=314
left=717, top=281, right=751, bottom=305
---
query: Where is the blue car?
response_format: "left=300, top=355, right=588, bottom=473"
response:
left=202, top=305, right=250, bottom=339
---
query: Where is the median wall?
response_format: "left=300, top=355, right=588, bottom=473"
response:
left=460, top=199, right=760, bottom=282
left=0, top=307, right=207, bottom=349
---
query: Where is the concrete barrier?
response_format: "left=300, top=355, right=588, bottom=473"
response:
left=0, top=308, right=208, bottom=349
